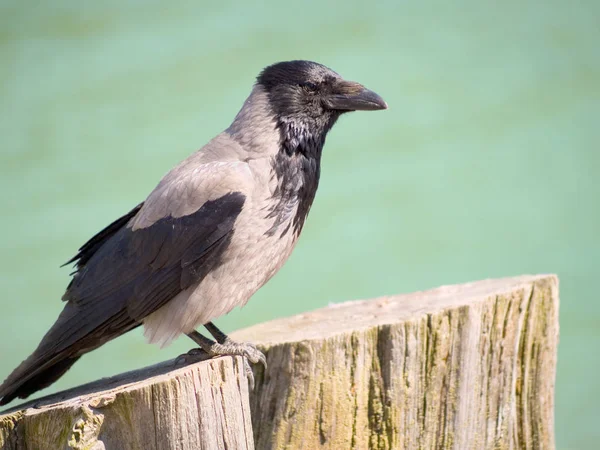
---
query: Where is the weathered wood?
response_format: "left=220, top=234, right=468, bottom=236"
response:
left=0, top=275, right=558, bottom=450
left=0, top=356, right=254, bottom=450
left=233, top=274, right=558, bottom=450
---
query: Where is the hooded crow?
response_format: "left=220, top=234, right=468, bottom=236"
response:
left=0, top=60, right=387, bottom=405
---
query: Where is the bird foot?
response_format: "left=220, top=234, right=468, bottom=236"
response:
left=174, top=348, right=211, bottom=366
left=204, top=338, right=267, bottom=390
left=185, top=329, right=267, bottom=389
left=175, top=339, right=266, bottom=389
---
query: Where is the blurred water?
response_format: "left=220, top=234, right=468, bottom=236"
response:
left=1, top=1, right=598, bottom=447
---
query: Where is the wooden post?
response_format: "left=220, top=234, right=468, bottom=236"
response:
left=0, top=356, right=254, bottom=450
left=0, top=275, right=558, bottom=449
left=235, top=274, right=558, bottom=450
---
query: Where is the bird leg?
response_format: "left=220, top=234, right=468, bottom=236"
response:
left=184, top=323, right=267, bottom=389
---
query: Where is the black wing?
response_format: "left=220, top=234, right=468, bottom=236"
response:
left=0, top=191, right=245, bottom=405
left=64, top=191, right=245, bottom=319
left=63, top=202, right=144, bottom=269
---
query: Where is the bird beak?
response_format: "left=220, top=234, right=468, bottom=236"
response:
left=323, top=80, right=388, bottom=111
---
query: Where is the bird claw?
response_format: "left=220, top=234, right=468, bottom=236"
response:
left=205, top=339, right=267, bottom=389
left=175, top=347, right=210, bottom=366
left=237, top=343, right=267, bottom=390
left=236, top=341, right=267, bottom=370
left=243, top=358, right=256, bottom=390
left=177, top=333, right=266, bottom=388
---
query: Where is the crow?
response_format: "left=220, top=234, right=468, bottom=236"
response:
left=0, top=60, right=387, bottom=405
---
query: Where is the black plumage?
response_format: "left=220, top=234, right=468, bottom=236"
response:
left=0, top=193, right=244, bottom=405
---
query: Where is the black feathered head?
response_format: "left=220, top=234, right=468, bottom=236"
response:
left=257, top=60, right=387, bottom=156
left=258, top=60, right=386, bottom=119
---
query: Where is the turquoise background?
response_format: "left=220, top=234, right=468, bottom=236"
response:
left=1, top=1, right=598, bottom=448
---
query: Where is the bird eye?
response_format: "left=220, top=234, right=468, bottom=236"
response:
left=300, top=82, right=318, bottom=93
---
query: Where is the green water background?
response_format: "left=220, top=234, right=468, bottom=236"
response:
left=1, top=1, right=598, bottom=447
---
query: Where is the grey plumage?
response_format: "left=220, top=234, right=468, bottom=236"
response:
left=0, top=60, right=387, bottom=405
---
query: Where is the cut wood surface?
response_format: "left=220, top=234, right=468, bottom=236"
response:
left=233, top=274, right=559, bottom=450
left=0, top=274, right=558, bottom=450
left=0, top=356, right=254, bottom=450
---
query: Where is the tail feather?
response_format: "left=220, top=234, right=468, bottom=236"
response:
left=0, top=303, right=138, bottom=406
left=0, top=355, right=81, bottom=406
left=1, top=204, right=146, bottom=406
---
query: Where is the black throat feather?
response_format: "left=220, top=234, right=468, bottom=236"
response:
left=266, top=114, right=339, bottom=237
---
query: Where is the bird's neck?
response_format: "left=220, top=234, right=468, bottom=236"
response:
left=228, top=85, right=336, bottom=237
left=226, top=86, right=281, bottom=156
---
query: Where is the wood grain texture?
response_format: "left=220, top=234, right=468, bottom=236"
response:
left=0, top=275, right=558, bottom=450
left=0, top=356, right=253, bottom=450
left=232, top=274, right=558, bottom=450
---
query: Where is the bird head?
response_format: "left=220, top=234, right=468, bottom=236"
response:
left=256, top=60, right=387, bottom=155
left=258, top=60, right=387, bottom=119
